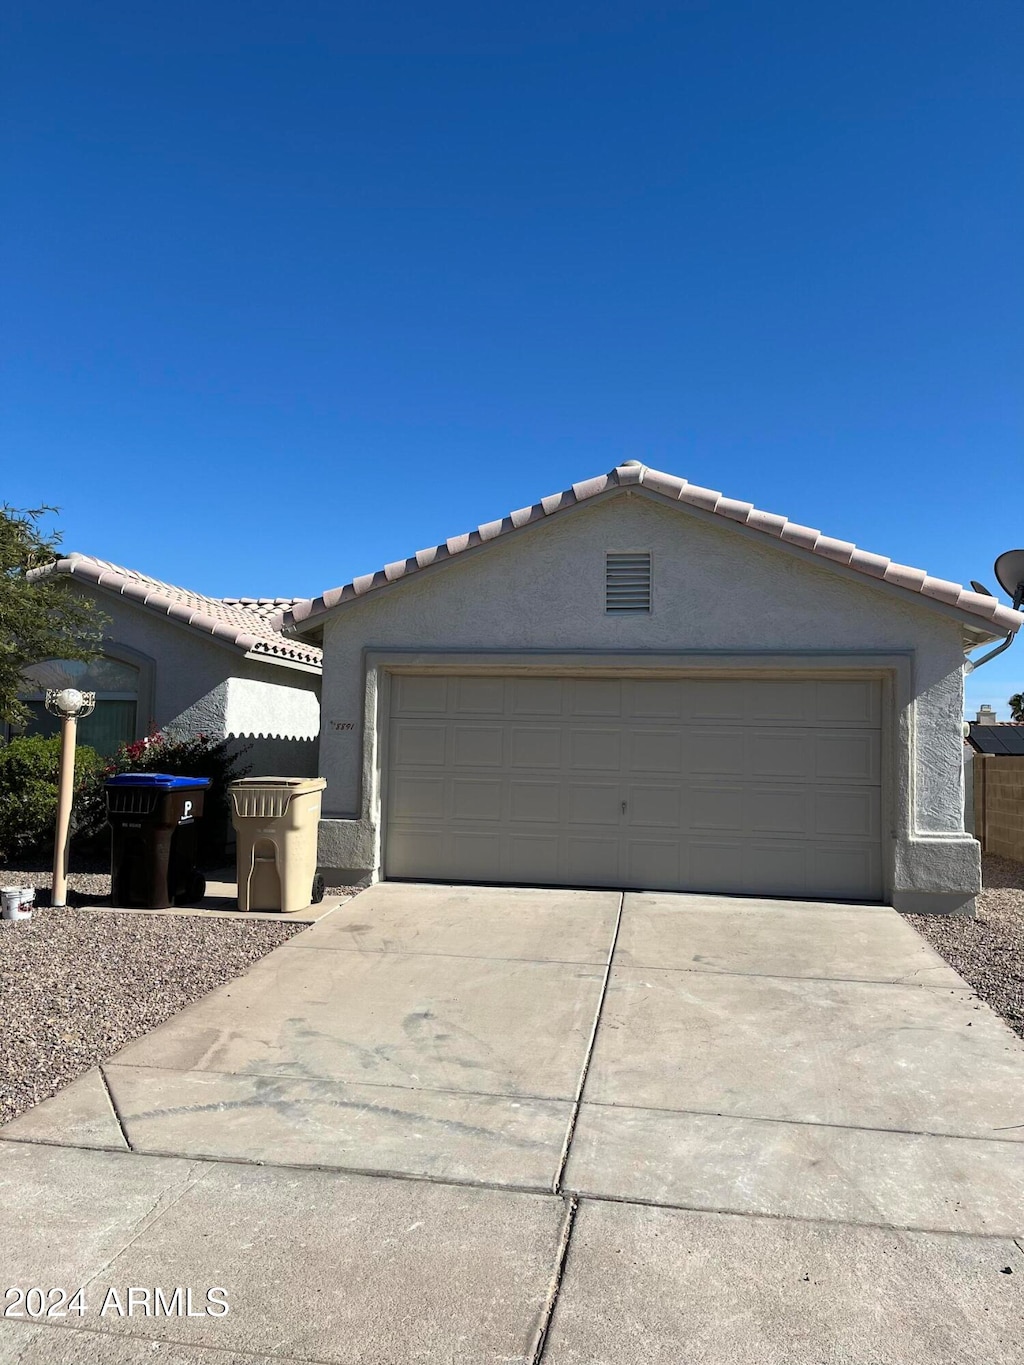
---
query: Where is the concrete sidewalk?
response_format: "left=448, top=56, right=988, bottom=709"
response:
left=3, top=883, right=1023, bottom=1362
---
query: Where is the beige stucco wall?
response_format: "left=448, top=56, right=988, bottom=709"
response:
left=314, top=490, right=978, bottom=909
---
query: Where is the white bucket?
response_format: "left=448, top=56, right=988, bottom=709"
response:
left=1, top=888, right=31, bottom=921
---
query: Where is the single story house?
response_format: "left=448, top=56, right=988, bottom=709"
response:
left=280, top=461, right=1022, bottom=913
left=19, top=555, right=322, bottom=774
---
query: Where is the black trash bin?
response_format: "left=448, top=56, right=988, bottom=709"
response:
left=106, top=774, right=211, bottom=909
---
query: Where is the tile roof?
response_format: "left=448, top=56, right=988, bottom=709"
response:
left=282, top=461, right=1024, bottom=639
left=221, top=597, right=307, bottom=624
left=29, top=555, right=322, bottom=670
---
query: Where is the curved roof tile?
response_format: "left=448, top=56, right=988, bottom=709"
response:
left=280, top=461, right=1023, bottom=640
left=28, top=556, right=322, bottom=670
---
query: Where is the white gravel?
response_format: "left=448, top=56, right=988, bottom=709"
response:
left=905, top=854, right=1024, bottom=1040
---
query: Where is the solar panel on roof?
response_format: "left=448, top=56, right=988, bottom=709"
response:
left=968, top=724, right=1024, bottom=755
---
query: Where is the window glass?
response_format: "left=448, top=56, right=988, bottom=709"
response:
left=16, top=656, right=141, bottom=756
left=20, top=657, right=139, bottom=695
left=23, top=701, right=138, bottom=755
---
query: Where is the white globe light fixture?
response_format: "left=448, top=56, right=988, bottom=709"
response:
left=44, top=687, right=96, bottom=908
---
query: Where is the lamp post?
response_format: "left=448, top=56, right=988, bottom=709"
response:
left=44, top=687, right=96, bottom=908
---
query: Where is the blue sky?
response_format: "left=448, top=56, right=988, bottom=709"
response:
left=3, top=2, right=1021, bottom=715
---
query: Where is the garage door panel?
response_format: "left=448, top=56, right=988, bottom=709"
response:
left=747, top=787, right=809, bottom=834
left=627, top=785, right=682, bottom=829
left=452, top=779, right=503, bottom=821
left=510, top=726, right=562, bottom=768
left=510, top=780, right=560, bottom=822
left=392, top=776, right=446, bottom=821
left=509, top=835, right=560, bottom=882
left=452, top=676, right=505, bottom=713
left=387, top=828, right=446, bottom=879
left=386, top=675, right=883, bottom=900
left=628, top=729, right=682, bottom=774
left=567, top=837, right=620, bottom=885
left=626, top=839, right=681, bottom=887
left=685, top=731, right=746, bottom=776
left=569, top=728, right=621, bottom=771
left=394, top=675, right=448, bottom=713
left=689, top=786, right=745, bottom=832
left=687, top=679, right=748, bottom=721
left=451, top=832, right=504, bottom=881
left=687, top=840, right=751, bottom=895
left=814, top=789, right=880, bottom=839
left=811, top=845, right=882, bottom=899
left=816, top=733, right=880, bottom=783
left=745, top=679, right=815, bottom=722
left=750, top=843, right=811, bottom=897
left=569, top=783, right=621, bottom=825
left=569, top=679, right=622, bottom=716
left=815, top=680, right=881, bottom=726
left=511, top=678, right=565, bottom=715
left=626, top=679, right=683, bottom=718
left=747, top=731, right=813, bottom=779
left=630, top=731, right=685, bottom=775
left=452, top=725, right=504, bottom=767
left=392, top=722, right=448, bottom=767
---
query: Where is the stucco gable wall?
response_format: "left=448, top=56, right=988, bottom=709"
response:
left=319, top=494, right=967, bottom=844
left=63, top=583, right=231, bottom=737
left=60, top=583, right=321, bottom=755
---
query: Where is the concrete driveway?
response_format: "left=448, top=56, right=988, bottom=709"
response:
left=3, top=884, right=1023, bottom=1363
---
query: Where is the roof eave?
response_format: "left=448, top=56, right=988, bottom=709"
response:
left=35, top=556, right=323, bottom=666
left=242, top=648, right=323, bottom=676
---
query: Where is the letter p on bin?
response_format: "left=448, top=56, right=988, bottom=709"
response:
left=229, top=777, right=327, bottom=913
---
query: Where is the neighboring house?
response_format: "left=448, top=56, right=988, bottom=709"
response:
left=19, top=555, right=322, bottom=775
left=280, top=461, right=1022, bottom=913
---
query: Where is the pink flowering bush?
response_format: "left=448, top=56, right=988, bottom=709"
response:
left=76, top=731, right=251, bottom=862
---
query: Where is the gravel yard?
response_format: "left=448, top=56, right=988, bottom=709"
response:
left=905, top=853, right=1024, bottom=1040
left=0, top=865, right=307, bottom=1125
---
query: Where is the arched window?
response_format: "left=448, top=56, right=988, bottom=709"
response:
left=18, top=657, right=140, bottom=756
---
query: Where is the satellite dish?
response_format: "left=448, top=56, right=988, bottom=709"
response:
left=994, top=549, right=1024, bottom=610
left=970, top=580, right=993, bottom=597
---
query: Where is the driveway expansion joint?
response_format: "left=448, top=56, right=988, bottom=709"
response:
left=576, top=1098, right=1024, bottom=1145
left=101, top=1058, right=579, bottom=1106
left=553, top=892, right=625, bottom=1193
left=611, top=962, right=979, bottom=991
left=286, top=943, right=611, bottom=966
left=98, top=1063, right=134, bottom=1151
left=560, top=1188, right=1024, bottom=1240
left=529, top=1193, right=579, bottom=1365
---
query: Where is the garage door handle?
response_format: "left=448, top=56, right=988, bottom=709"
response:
left=621, top=801, right=627, bottom=813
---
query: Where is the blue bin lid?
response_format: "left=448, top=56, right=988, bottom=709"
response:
left=105, top=773, right=211, bottom=790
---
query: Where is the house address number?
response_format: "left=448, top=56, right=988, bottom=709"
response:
left=330, top=720, right=355, bottom=731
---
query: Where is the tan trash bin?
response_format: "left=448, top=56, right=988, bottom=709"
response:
left=230, top=777, right=328, bottom=913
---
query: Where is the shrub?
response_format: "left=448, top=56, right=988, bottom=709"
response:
left=0, top=735, right=105, bottom=861
left=99, top=731, right=251, bottom=864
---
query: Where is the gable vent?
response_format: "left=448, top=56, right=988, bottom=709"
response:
left=606, top=552, right=652, bottom=613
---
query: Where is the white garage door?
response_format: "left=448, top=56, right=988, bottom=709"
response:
left=385, top=675, right=883, bottom=900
